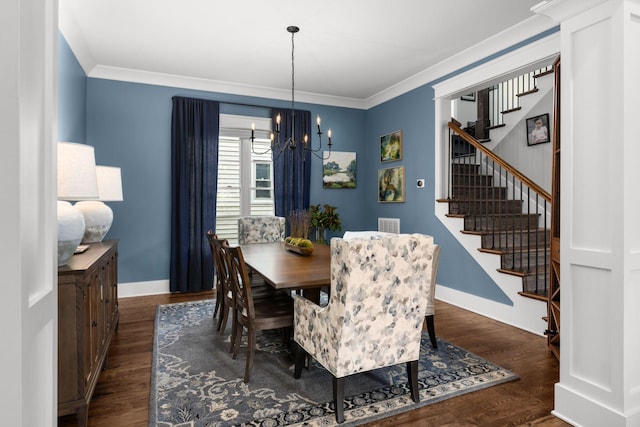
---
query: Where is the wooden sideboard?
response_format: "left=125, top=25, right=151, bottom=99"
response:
left=58, top=240, right=119, bottom=427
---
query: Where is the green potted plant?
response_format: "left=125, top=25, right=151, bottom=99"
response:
left=309, top=204, right=342, bottom=244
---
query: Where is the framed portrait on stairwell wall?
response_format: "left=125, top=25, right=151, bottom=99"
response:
left=526, top=113, right=550, bottom=146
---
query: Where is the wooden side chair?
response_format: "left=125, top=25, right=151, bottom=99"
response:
left=221, top=242, right=294, bottom=383
left=207, top=232, right=278, bottom=346
left=206, top=230, right=224, bottom=323
left=293, top=234, right=438, bottom=423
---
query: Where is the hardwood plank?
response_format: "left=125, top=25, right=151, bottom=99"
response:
left=58, top=291, right=569, bottom=426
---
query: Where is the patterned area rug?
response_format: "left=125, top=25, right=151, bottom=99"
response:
left=150, top=300, right=518, bottom=427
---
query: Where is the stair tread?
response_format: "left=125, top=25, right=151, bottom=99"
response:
left=487, top=124, right=506, bottom=130
left=481, top=247, right=550, bottom=255
left=516, top=88, right=539, bottom=97
left=501, top=106, right=522, bottom=114
left=518, top=291, right=548, bottom=301
left=462, top=228, right=548, bottom=236
left=533, top=69, right=554, bottom=78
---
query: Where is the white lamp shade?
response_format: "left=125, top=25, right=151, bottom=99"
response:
left=57, top=142, right=99, bottom=200
left=96, top=166, right=123, bottom=201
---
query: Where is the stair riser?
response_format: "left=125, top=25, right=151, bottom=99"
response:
left=450, top=200, right=523, bottom=215
left=452, top=175, right=493, bottom=186
left=452, top=186, right=508, bottom=199
left=501, top=250, right=550, bottom=270
left=523, top=271, right=550, bottom=294
left=481, top=230, right=550, bottom=249
left=451, top=164, right=480, bottom=174
left=464, top=215, right=540, bottom=231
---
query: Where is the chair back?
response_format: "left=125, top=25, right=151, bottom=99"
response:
left=238, top=216, right=286, bottom=244
left=221, top=243, right=256, bottom=321
left=206, top=231, right=225, bottom=290
left=209, top=233, right=233, bottom=309
left=295, top=234, right=436, bottom=377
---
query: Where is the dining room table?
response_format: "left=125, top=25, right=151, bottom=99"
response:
left=239, top=241, right=330, bottom=302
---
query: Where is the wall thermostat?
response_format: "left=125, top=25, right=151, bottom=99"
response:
left=416, top=179, right=425, bottom=188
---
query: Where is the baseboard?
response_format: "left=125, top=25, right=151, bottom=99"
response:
left=117, top=279, right=170, bottom=298
left=436, top=284, right=546, bottom=337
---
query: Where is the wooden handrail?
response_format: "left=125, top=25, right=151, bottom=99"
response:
left=448, top=121, right=552, bottom=202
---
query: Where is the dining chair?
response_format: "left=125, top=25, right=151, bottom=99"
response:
left=221, top=242, right=294, bottom=383
left=292, top=234, right=437, bottom=423
left=237, top=216, right=286, bottom=244
left=208, top=233, right=280, bottom=346
left=206, top=230, right=224, bottom=322
left=424, top=244, right=441, bottom=349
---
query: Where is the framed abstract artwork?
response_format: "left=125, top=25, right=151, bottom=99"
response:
left=378, top=166, right=405, bottom=203
left=380, top=130, right=402, bottom=163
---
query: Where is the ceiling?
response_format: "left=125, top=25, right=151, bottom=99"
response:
left=59, top=0, right=549, bottom=107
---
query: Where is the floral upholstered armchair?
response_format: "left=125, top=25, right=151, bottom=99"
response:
left=237, top=216, right=286, bottom=244
left=293, top=233, right=438, bottom=423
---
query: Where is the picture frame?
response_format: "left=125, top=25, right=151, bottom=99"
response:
left=322, top=151, right=356, bottom=189
left=526, top=113, right=551, bottom=146
left=461, top=93, right=476, bottom=102
left=380, top=130, right=402, bottom=163
left=378, top=166, right=405, bottom=203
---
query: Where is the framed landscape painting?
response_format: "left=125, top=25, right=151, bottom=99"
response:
left=322, top=151, right=356, bottom=189
left=378, top=166, right=405, bottom=203
left=380, top=130, right=402, bottom=162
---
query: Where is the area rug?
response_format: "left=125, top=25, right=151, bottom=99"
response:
left=150, top=299, right=518, bottom=427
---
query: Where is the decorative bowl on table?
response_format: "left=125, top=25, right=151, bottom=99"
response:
left=284, top=236, right=314, bottom=256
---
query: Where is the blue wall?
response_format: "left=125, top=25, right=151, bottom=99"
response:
left=58, top=30, right=558, bottom=304
left=58, top=34, right=86, bottom=143
left=85, top=79, right=366, bottom=283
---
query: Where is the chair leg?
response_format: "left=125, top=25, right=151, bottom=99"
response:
left=293, top=342, right=306, bottom=379
left=406, top=360, right=419, bottom=403
left=243, top=328, right=256, bottom=383
left=229, top=309, right=239, bottom=353
left=426, top=314, right=437, bottom=349
left=217, top=304, right=228, bottom=334
left=333, top=376, right=345, bottom=423
left=213, top=291, right=221, bottom=319
left=232, top=322, right=242, bottom=360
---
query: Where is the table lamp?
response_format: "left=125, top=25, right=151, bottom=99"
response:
left=75, top=166, right=123, bottom=243
left=57, top=142, right=99, bottom=266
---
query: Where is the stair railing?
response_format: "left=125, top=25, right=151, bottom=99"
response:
left=487, top=65, right=553, bottom=129
left=448, top=120, right=552, bottom=296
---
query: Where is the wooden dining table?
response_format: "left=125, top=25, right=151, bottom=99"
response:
left=239, top=242, right=331, bottom=301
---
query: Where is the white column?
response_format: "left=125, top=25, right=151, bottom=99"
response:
left=534, top=0, right=640, bottom=425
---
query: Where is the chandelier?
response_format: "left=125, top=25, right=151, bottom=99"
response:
left=250, top=26, right=332, bottom=160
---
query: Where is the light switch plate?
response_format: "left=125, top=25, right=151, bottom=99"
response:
left=416, top=179, right=425, bottom=188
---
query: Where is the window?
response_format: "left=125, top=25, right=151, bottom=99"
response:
left=215, top=115, right=273, bottom=244
left=254, top=163, right=272, bottom=199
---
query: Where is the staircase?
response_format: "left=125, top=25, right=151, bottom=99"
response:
left=445, top=156, right=550, bottom=301
left=441, top=66, right=554, bottom=305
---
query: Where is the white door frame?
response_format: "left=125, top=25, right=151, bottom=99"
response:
left=0, top=0, right=59, bottom=425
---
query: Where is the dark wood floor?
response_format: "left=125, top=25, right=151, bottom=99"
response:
left=59, top=291, right=570, bottom=427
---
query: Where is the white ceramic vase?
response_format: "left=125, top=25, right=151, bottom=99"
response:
left=75, top=200, right=114, bottom=243
left=57, top=201, right=85, bottom=266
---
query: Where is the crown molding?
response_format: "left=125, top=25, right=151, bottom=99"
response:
left=364, top=14, right=558, bottom=109
left=60, top=11, right=557, bottom=112
left=87, top=65, right=367, bottom=110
